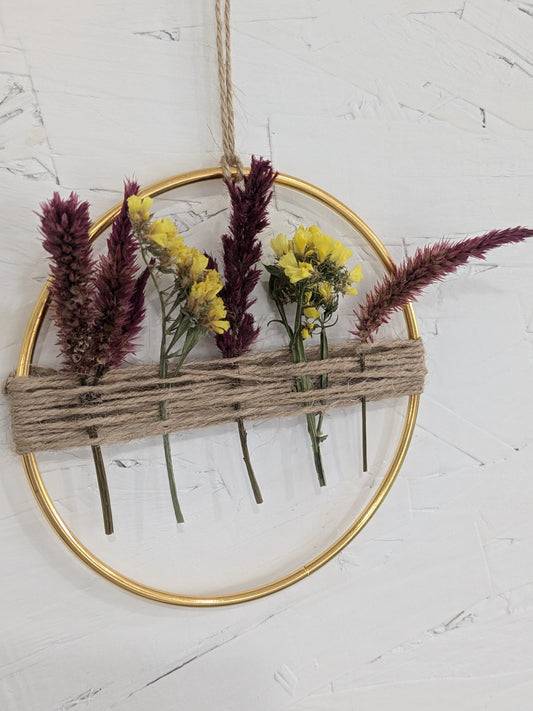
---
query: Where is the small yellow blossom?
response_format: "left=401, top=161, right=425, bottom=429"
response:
left=318, top=282, right=333, bottom=302
left=204, top=268, right=223, bottom=286
left=270, top=233, right=289, bottom=257
left=309, top=232, right=334, bottom=263
left=330, top=240, right=352, bottom=267
left=189, top=251, right=209, bottom=281
left=149, top=218, right=181, bottom=249
left=187, top=278, right=223, bottom=312
left=172, top=244, right=191, bottom=267
left=292, top=226, right=309, bottom=259
left=202, top=296, right=229, bottom=334
left=169, top=245, right=210, bottom=284
left=343, top=264, right=364, bottom=295
left=349, top=264, right=364, bottom=284
left=303, top=306, right=321, bottom=320
left=127, top=195, right=153, bottom=221
left=279, top=252, right=314, bottom=283
left=186, top=281, right=208, bottom=312
left=167, top=238, right=187, bottom=261
left=301, top=327, right=310, bottom=339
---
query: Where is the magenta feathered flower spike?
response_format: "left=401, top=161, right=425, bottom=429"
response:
left=211, top=156, right=277, bottom=503
left=39, top=180, right=149, bottom=534
left=352, top=226, right=533, bottom=472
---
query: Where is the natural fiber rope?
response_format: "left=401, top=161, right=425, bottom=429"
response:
left=215, top=0, right=244, bottom=181
left=6, top=339, right=426, bottom=453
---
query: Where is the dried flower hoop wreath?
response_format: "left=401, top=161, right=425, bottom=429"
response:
left=10, top=0, right=531, bottom=605
left=13, top=167, right=421, bottom=606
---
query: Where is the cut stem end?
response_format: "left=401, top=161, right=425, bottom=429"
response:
left=237, top=417, right=263, bottom=504
left=361, top=396, right=368, bottom=473
left=89, top=440, right=114, bottom=535
left=162, top=432, right=185, bottom=524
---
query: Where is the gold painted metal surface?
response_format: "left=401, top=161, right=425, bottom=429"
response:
left=17, top=168, right=420, bottom=606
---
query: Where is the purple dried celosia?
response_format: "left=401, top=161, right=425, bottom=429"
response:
left=39, top=183, right=150, bottom=535
left=39, top=182, right=149, bottom=380
left=215, top=156, right=277, bottom=357
left=124, top=265, right=150, bottom=344
left=92, top=179, right=149, bottom=375
left=354, top=227, right=533, bottom=343
left=40, top=192, right=98, bottom=378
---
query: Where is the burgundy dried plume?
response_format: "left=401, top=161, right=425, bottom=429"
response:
left=354, top=227, right=533, bottom=343
left=40, top=192, right=97, bottom=377
left=40, top=182, right=148, bottom=380
left=92, top=179, right=149, bottom=374
left=215, top=156, right=277, bottom=357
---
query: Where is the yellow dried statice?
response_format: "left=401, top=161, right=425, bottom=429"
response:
left=267, top=225, right=363, bottom=486
left=128, top=195, right=229, bottom=523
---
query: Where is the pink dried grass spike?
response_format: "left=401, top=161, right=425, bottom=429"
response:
left=354, top=227, right=533, bottom=343
left=352, top=226, right=533, bottom=474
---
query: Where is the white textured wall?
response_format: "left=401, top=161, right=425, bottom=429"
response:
left=1, top=1, right=533, bottom=709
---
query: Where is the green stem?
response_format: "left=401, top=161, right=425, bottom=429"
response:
left=140, top=245, right=186, bottom=524
left=316, top=324, right=328, bottom=436
left=361, top=396, right=368, bottom=472
left=158, top=356, right=184, bottom=523
left=360, top=352, right=368, bottom=472
left=161, top=430, right=184, bottom=523
left=278, top=290, right=327, bottom=487
left=87, top=427, right=114, bottom=535
left=81, top=374, right=113, bottom=535
left=159, top=329, right=204, bottom=523
left=237, top=417, right=263, bottom=504
left=305, top=412, right=326, bottom=486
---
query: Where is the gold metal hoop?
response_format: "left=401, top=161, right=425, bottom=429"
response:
left=16, top=168, right=420, bottom=606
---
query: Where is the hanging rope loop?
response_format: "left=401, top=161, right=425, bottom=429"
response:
left=215, top=0, right=244, bottom=181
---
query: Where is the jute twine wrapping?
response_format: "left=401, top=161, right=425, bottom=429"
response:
left=6, top=338, right=425, bottom=454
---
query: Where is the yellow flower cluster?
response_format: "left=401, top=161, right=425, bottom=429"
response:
left=269, top=225, right=363, bottom=339
left=271, top=225, right=358, bottom=281
left=149, top=219, right=210, bottom=283
left=127, top=195, right=229, bottom=336
left=186, top=271, right=229, bottom=334
left=128, top=195, right=154, bottom=223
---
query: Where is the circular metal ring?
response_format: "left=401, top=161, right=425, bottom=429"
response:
left=17, top=167, right=420, bottom=606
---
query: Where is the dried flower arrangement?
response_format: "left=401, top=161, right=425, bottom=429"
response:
left=208, top=156, right=277, bottom=504
left=128, top=195, right=229, bottom=523
left=6, top=163, right=533, bottom=537
left=38, top=181, right=149, bottom=534
left=267, top=225, right=363, bottom=486
left=351, top=227, right=533, bottom=467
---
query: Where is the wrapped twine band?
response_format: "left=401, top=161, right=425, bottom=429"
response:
left=6, top=338, right=425, bottom=454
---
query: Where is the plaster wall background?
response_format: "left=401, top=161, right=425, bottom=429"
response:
left=1, top=1, right=533, bottom=709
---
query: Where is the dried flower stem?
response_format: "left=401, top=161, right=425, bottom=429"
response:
left=89, top=432, right=114, bottom=535
left=40, top=185, right=148, bottom=534
left=237, top=417, right=263, bottom=503
left=92, top=179, right=149, bottom=373
left=142, top=254, right=186, bottom=524
left=273, top=286, right=326, bottom=486
left=129, top=197, right=229, bottom=525
left=354, top=227, right=533, bottom=343
left=315, top=324, right=329, bottom=440
left=352, top=226, right=533, bottom=473
left=159, top=355, right=185, bottom=525
left=359, top=354, right=368, bottom=473
left=214, top=156, right=277, bottom=503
